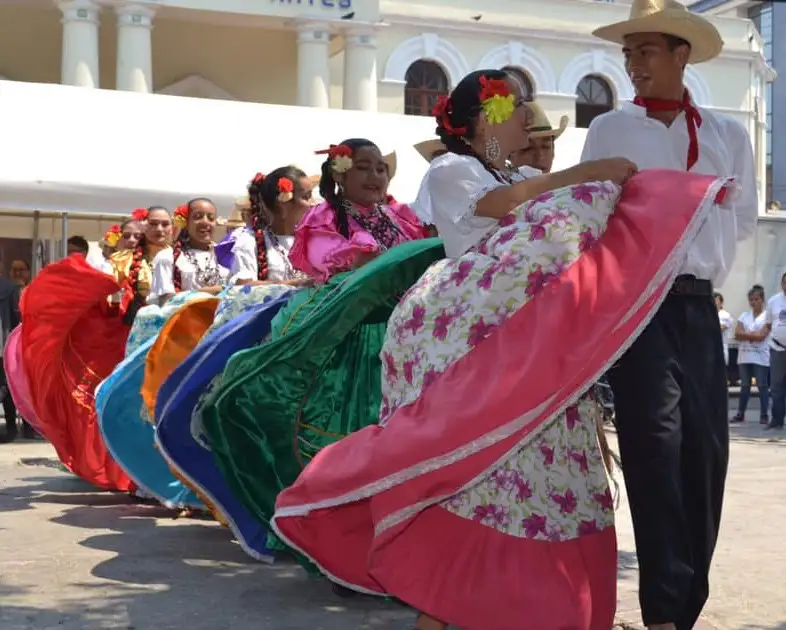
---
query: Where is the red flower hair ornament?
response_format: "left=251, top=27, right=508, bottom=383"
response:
left=252, top=172, right=265, bottom=185
left=432, top=96, right=468, bottom=137
left=276, top=177, right=295, bottom=203
left=130, top=207, right=149, bottom=222
left=315, top=144, right=353, bottom=174
left=173, top=203, right=189, bottom=229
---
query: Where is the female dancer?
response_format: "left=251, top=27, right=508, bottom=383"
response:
left=110, top=207, right=173, bottom=323
left=17, top=210, right=161, bottom=490
left=154, top=166, right=317, bottom=559
left=198, top=141, right=435, bottom=568
left=269, top=70, right=734, bottom=630
left=96, top=200, right=229, bottom=507
left=290, top=140, right=427, bottom=280
left=220, top=166, right=315, bottom=287
left=149, top=198, right=229, bottom=305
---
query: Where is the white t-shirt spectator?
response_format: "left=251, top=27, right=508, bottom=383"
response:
left=766, top=292, right=786, bottom=352
left=736, top=310, right=770, bottom=366
left=718, top=308, right=734, bottom=363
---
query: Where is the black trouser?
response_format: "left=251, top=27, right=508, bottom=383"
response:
left=608, top=286, right=728, bottom=629
left=0, top=357, right=18, bottom=435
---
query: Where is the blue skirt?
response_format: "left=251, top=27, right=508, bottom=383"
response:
left=155, top=289, right=295, bottom=562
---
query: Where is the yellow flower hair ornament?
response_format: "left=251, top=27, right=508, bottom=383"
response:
left=173, top=203, right=189, bottom=230
left=479, top=76, right=515, bottom=125
left=103, top=224, right=121, bottom=248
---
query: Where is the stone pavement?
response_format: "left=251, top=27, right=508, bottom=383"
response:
left=0, top=413, right=783, bottom=630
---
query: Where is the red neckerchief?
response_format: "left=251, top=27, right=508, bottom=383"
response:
left=633, top=89, right=702, bottom=171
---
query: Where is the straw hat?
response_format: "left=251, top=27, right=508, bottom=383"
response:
left=225, top=196, right=250, bottom=228
left=527, top=102, right=568, bottom=139
left=414, top=139, right=448, bottom=163
left=592, top=0, right=723, bottom=64
left=383, top=151, right=397, bottom=179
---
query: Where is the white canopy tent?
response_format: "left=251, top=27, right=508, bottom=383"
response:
left=0, top=79, right=588, bottom=242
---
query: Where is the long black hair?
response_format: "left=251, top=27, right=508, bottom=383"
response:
left=172, top=197, right=215, bottom=291
left=434, top=69, right=510, bottom=183
left=247, top=166, right=306, bottom=280
left=123, top=207, right=171, bottom=325
left=318, top=138, right=379, bottom=239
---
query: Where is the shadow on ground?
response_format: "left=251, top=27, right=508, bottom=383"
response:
left=0, top=473, right=416, bottom=630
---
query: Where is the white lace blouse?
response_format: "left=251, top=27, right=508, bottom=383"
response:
left=149, top=246, right=229, bottom=299
left=412, top=153, right=539, bottom=257
left=228, top=229, right=297, bottom=284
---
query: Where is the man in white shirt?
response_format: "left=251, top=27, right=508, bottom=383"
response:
left=714, top=292, right=734, bottom=366
left=765, top=272, right=786, bottom=430
left=582, top=2, right=757, bottom=630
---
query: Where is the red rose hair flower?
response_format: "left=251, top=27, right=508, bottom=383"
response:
left=433, top=95, right=467, bottom=137
left=277, top=177, right=295, bottom=203
left=130, top=208, right=149, bottom=222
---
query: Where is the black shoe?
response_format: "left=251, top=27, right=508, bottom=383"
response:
left=764, top=422, right=784, bottom=431
left=21, top=424, right=38, bottom=440
left=730, top=414, right=745, bottom=424
left=331, top=583, right=356, bottom=598
left=760, top=414, right=770, bottom=425
left=0, top=427, right=18, bottom=443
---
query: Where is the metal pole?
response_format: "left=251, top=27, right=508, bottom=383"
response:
left=31, top=210, right=41, bottom=275
left=60, top=212, right=69, bottom=259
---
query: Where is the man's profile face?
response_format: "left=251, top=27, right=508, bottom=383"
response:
left=509, top=136, right=555, bottom=173
left=623, top=32, right=688, bottom=98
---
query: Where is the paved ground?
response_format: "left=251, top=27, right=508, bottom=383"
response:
left=0, top=412, right=783, bottom=630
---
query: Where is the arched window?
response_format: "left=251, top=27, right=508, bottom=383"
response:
left=502, top=66, right=535, bottom=101
left=404, top=60, right=449, bottom=116
left=575, top=75, right=614, bottom=128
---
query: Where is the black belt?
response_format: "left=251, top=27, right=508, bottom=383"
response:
left=669, top=274, right=713, bottom=297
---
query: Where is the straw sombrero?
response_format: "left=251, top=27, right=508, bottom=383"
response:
left=527, top=102, right=568, bottom=139
left=592, top=0, right=723, bottom=64
left=225, top=197, right=250, bottom=228
left=414, top=139, right=448, bottom=163
left=383, top=151, right=397, bottom=179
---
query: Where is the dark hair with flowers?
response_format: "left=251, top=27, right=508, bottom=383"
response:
left=317, top=138, right=379, bottom=238
left=172, top=198, right=214, bottom=291
left=124, top=207, right=171, bottom=324
left=434, top=69, right=513, bottom=182
left=247, top=167, right=306, bottom=280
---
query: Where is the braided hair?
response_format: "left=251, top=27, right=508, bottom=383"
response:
left=434, top=69, right=511, bottom=184
left=319, top=138, right=379, bottom=239
left=172, top=197, right=214, bottom=292
left=123, top=207, right=171, bottom=324
left=247, top=166, right=307, bottom=281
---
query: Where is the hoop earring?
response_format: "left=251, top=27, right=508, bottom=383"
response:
left=485, top=136, right=501, bottom=162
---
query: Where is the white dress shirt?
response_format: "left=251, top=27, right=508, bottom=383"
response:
left=766, top=292, right=786, bottom=352
left=228, top=228, right=297, bottom=283
left=580, top=101, right=757, bottom=286
left=414, top=153, right=540, bottom=257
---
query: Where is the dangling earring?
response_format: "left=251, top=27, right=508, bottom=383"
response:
left=485, top=135, right=501, bottom=162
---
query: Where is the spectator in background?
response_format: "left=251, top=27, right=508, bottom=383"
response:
left=766, top=272, right=786, bottom=431
left=0, top=273, right=22, bottom=442
left=66, top=236, right=90, bottom=257
left=715, top=292, right=734, bottom=368
left=9, top=260, right=30, bottom=287
left=731, top=285, right=770, bottom=425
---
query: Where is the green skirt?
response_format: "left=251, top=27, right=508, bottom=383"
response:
left=200, top=239, right=445, bottom=565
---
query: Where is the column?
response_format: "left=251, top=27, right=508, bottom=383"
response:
left=343, top=27, right=378, bottom=111
left=115, top=3, right=155, bottom=92
left=58, top=0, right=100, bottom=88
left=296, top=22, right=331, bottom=108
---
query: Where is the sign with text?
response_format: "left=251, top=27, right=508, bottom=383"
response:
left=272, top=0, right=352, bottom=9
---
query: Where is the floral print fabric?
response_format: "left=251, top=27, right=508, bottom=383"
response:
left=380, top=182, right=619, bottom=541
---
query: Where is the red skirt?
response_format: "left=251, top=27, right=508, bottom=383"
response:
left=21, top=254, right=133, bottom=491
left=271, top=171, right=733, bottom=629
